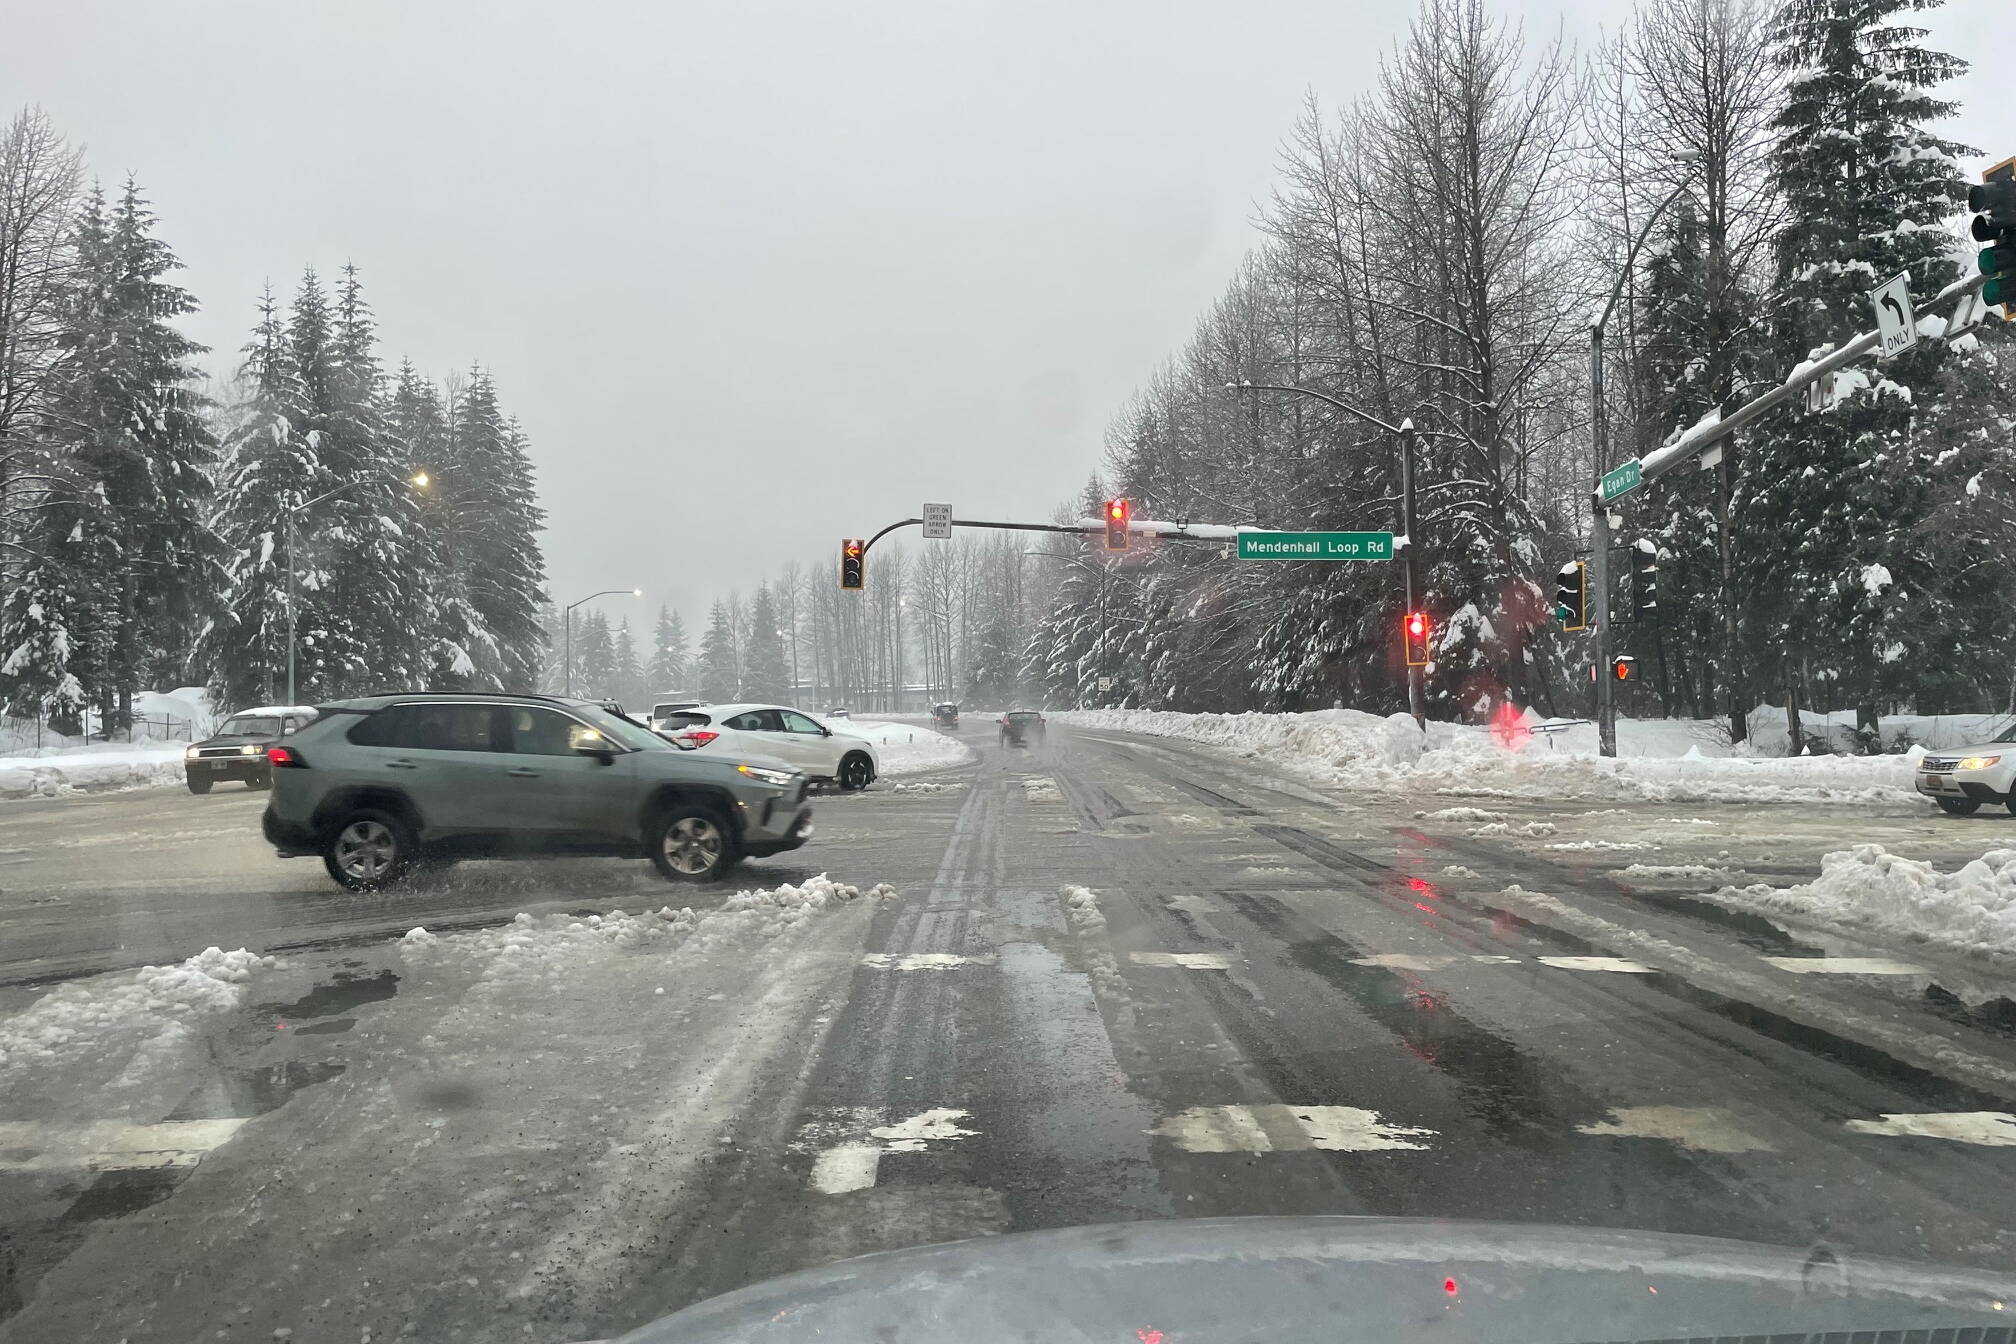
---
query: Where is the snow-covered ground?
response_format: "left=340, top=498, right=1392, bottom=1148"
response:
left=835, top=718, right=974, bottom=777
left=1710, top=846, right=2016, bottom=960
left=1057, top=706, right=1973, bottom=807
left=0, top=742, right=188, bottom=799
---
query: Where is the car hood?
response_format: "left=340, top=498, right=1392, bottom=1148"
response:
left=195, top=733, right=278, bottom=748
left=614, top=1216, right=2016, bottom=1344
left=1925, top=743, right=2009, bottom=759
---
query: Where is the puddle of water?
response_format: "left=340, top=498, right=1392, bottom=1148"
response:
left=253, top=969, right=399, bottom=1022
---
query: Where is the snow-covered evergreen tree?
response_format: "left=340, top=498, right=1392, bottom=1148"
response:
left=743, top=586, right=789, bottom=703
left=1738, top=0, right=1976, bottom=735
left=697, top=601, right=739, bottom=701
left=574, top=609, right=615, bottom=696
left=646, top=604, right=687, bottom=693
left=611, top=616, right=643, bottom=708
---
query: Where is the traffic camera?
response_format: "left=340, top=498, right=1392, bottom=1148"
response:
left=839, top=538, right=865, bottom=591
left=1103, top=499, right=1132, bottom=551
left=1403, top=610, right=1431, bottom=667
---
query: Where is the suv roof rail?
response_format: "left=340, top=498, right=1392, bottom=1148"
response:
left=354, top=690, right=582, bottom=706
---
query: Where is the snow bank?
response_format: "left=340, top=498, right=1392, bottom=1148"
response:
left=0, top=947, right=275, bottom=1112
left=836, top=718, right=975, bottom=777
left=1712, top=846, right=2016, bottom=958
left=1059, top=707, right=1923, bottom=807
left=0, top=742, right=187, bottom=799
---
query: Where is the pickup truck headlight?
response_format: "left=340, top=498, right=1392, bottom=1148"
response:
left=737, top=763, right=795, bottom=787
left=185, top=746, right=201, bottom=760
left=1958, top=755, right=2002, bottom=770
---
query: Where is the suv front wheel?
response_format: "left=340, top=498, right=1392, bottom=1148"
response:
left=323, top=808, right=418, bottom=891
left=649, top=802, right=739, bottom=883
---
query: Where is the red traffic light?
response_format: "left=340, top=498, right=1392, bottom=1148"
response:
left=1403, top=610, right=1431, bottom=667
left=1103, top=498, right=1132, bottom=551
left=1612, top=655, right=1637, bottom=682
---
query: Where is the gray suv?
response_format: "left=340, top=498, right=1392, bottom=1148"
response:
left=261, top=693, right=813, bottom=890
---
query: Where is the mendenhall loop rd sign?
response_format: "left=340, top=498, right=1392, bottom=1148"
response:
left=1236, top=531, right=1394, bottom=560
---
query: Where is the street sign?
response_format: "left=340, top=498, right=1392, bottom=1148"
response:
left=1870, top=272, right=1917, bottom=357
left=1598, top=459, right=1642, bottom=504
left=1235, top=530, right=1393, bottom=561
left=1096, top=676, right=1115, bottom=691
left=921, top=502, right=953, bottom=540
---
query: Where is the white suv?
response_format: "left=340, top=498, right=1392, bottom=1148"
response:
left=664, top=704, right=880, bottom=791
left=1916, top=723, right=2016, bottom=816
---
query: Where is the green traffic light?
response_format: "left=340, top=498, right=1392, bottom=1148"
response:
left=1989, top=277, right=2007, bottom=306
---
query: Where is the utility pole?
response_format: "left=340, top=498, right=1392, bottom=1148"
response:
left=1399, top=419, right=1425, bottom=727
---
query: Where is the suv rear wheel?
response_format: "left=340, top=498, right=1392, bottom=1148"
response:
left=323, top=807, right=418, bottom=890
left=649, top=802, right=739, bottom=883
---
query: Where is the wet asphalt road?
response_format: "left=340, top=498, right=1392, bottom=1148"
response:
left=5, top=723, right=2016, bottom=1341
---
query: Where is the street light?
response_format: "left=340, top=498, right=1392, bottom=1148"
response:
left=284, top=471, right=431, bottom=705
left=563, top=588, right=641, bottom=697
left=1588, top=151, right=1703, bottom=758
left=1227, top=380, right=1426, bottom=728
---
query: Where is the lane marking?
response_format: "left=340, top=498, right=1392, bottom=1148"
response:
left=1845, top=1111, right=2016, bottom=1146
left=1129, top=952, right=1235, bottom=969
left=808, top=1142, right=881, bottom=1194
left=1153, top=1104, right=1435, bottom=1153
left=857, top=952, right=991, bottom=970
left=1534, top=955, right=1653, bottom=974
left=0, top=1117, right=249, bottom=1173
left=1165, top=893, right=1220, bottom=915
left=1351, top=953, right=1453, bottom=971
left=801, top=1107, right=980, bottom=1194
left=1762, top=956, right=1926, bottom=976
left=1576, top=1106, right=1775, bottom=1153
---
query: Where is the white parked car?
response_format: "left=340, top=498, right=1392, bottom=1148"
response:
left=1915, top=723, right=2016, bottom=816
left=663, top=704, right=880, bottom=791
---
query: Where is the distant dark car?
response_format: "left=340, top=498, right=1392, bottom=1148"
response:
left=999, top=710, right=1046, bottom=748
left=931, top=702, right=959, bottom=730
left=826, top=706, right=852, bottom=719
left=183, top=708, right=316, bottom=794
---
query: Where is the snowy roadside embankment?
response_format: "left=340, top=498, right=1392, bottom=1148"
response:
left=1710, top=845, right=2016, bottom=959
left=837, top=718, right=975, bottom=777
left=1059, top=707, right=1923, bottom=807
left=0, top=946, right=277, bottom=1114
left=0, top=742, right=188, bottom=799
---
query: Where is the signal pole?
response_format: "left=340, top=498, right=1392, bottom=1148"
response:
left=1399, top=419, right=1425, bottom=728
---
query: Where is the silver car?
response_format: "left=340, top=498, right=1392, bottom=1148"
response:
left=260, top=692, right=812, bottom=890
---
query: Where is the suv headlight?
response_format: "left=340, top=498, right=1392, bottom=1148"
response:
left=185, top=746, right=201, bottom=760
left=243, top=744, right=264, bottom=755
left=737, top=763, right=795, bottom=787
left=1958, top=755, right=2002, bottom=770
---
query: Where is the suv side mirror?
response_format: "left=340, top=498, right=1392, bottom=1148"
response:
left=570, top=729, right=618, bottom=763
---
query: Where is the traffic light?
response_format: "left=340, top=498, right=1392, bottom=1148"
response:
left=1403, top=610, right=1431, bottom=667
left=1969, top=156, right=2016, bottom=317
left=1554, top=561, right=1587, bottom=631
left=1630, top=540, right=1659, bottom=622
left=1612, top=655, right=1637, bottom=682
left=839, top=538, right=865, bottom=591
left=1103, top=498, right=1132, bottom=551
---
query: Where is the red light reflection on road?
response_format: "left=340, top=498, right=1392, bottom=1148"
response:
left=1137, top=1329, right=1165, bottom=1344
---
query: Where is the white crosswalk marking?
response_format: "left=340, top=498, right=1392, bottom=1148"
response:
left=0, top=1118, right=249, bottom=1173
left=858, top=952, right=992, bottom=970
left=1535, top=955, right=1653, bottom=973
left=1844, top=1112, right=2016, bottom=1145
left=1576, top=1106, right=1774, bottom=1153
left=1762, top=956, right=1926, bottom=976
left=1129, top=951, right=1235, bottom=969
left=801, top=1108, right=979, bottom=1194
left=1153, top=1104, right=1435, bottom=1153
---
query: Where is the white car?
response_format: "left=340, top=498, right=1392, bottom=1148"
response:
left=1915, top=724, right=2016, bottom=816
left=663, top=703, right=879, bottom=791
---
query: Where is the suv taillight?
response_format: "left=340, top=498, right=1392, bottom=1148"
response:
left=267, top=745, right=308, bottom=768
left=678, top=730, right=720, bottom=748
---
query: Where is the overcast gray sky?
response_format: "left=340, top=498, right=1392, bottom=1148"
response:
left=5, top=0, right=2010, bottom=634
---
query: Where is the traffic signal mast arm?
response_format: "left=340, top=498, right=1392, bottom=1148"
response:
left=1633, top=267, right=1991, bottom=494
left=852, top=513, right=1247, bottom=563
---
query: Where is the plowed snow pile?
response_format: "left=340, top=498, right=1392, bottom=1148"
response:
left=1711, top=845, right=2016, bottom=958
left=834, top=718, right=973, bottom=775
left=1060, top=707, right=1922, bottom=806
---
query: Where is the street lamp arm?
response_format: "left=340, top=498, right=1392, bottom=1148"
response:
left=1227, top=381, right=1402, bottom=437
left=565, top=588, right=638, bottom=615
left=1596, top=174, right=1698, bottom=334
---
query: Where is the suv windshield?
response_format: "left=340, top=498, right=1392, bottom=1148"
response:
left=218, top=716, right=282, bottom=737
left=1996, top=724, right=2016, bottom=744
